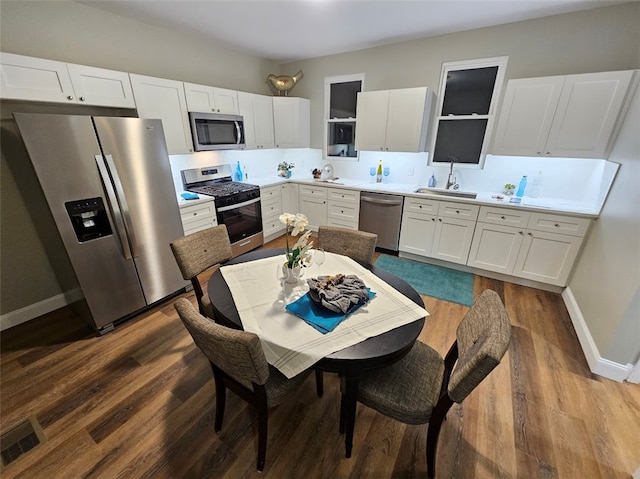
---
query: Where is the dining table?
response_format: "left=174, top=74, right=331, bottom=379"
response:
left=207, top=248, right=428, bottom=457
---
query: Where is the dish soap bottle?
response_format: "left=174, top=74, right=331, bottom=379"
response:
left=428, top=173, right=437, bottom=188
left=516, top=175, right=527, bottom=197
left=235, top=161, right=243, bottom=182
left=376, top=160, right=383, bottom=183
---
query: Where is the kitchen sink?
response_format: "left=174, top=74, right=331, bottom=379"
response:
left=414, top=187, right=477, bottom=199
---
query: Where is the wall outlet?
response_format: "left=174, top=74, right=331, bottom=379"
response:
left=408, top=166, right=415, bottom=176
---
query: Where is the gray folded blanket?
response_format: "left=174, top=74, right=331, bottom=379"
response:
left=307, top=274, right=370, bottom=314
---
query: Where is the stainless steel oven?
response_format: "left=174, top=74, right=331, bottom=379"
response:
left=182, top=165, right=263, bottom=257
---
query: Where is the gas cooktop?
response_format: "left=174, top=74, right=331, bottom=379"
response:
left=181, top=165, right=259, bottom=200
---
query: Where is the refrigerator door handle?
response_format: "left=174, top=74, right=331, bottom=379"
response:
left=103, top=154, right=140, bottom=258
left=95, top=154, right=134, bottom=260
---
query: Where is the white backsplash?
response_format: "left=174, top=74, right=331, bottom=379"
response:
left=169, top=149, right=618, bottom=215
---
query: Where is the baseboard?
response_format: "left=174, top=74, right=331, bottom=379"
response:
left=562, top=287, right=634, bottom=383
left=0, top=288, right=83, bottom=331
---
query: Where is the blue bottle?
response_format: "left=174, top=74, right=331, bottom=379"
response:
left=235, top=161, right=243, bottom=182
left=516, top=175, right=527, bottom=197
left=428, top=174, right=436, bottom=188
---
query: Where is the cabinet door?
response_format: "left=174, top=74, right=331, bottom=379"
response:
left=354, top=90, right=389, bottom=151
left=67, top=64, right=135, bottom=108
left=281, top=183, right=299, bottom=214
left=184, top=82, right=216, bottom=112
left=492, top=76, right=564, bottom=156
left=0, top=52, right=75, bottom=103
left=385, top=87, right=430, bottom=152
left=254, top=94, right=276, bottom=149
left=545, top=70, right=635, bottom=158
left=298, top=196, right=327, bottom=231
left=273, top=97, right=310, bottom=148
left=513, top=230, right=583, bottom=286
left=130, top=74, right=192, bottom=154
left=213, top=87, right=239, bottom=114
left=399, top=212, right=437, bottom=256
left=431, top=217, right=476, bottom=265
left=467, top=222, right=524, bottom=274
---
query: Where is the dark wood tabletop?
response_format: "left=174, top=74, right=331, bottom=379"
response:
left=207, top=247, right=426, bottom=457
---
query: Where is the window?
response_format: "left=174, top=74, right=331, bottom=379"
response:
left=324, top=74, right=364, bottom=160
left=430, top=57, right=507, bottom=167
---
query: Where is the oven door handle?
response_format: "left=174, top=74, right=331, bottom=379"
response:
left=217, top=196, right=261, bottom=212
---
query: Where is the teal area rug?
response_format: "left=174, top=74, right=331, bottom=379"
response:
left=374, top=255, right=474, bottom=306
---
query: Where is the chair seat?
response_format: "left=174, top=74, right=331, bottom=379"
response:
left=265, top=366, right=311, bottom=407
left=357, top=341, right=445, bottom=425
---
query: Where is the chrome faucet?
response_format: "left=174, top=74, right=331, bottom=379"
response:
left=446, top=157, right=457, bottom=190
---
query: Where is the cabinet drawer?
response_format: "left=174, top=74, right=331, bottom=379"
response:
left=478, top=206, right=530, bottom=227
left=438, top=201, right=479, bottom=221
left=404, top=197, right=439, bottom=216
left=180, top=201, right=216, bottom=225
left=299, top=185, right=327, bottom=199
left=328, top=188, right=359, bottom=204
left=328, top=202, right=359, bottom=223
left=261, top=185, right=281, bottom=200
left=183, top=216, right=216, bottom=236
left=327, top=218, right=358, bottom=230
left=527, top=212, right=590, bottom=237
left=261, top=196, right=282, bottom=217
left=263, top=216, right=285, bottom=237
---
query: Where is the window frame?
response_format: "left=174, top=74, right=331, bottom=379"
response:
left=323, top=73, right=365, bottom=161
left=429, top=56, right=508, bottom=169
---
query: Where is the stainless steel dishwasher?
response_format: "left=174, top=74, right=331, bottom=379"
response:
left=359, top=192, right=404, bottom=251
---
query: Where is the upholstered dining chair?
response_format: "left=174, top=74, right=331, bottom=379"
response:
left=343, top=289, right=511, bottom=478
left=174, top=298, right=313, bottom=471
left=170, top=224, right=233, bottom=322
left=317, top=225, right=378, bottom=266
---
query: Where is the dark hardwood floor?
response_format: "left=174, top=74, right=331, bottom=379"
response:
left=1, top=235, right=639, bottom=478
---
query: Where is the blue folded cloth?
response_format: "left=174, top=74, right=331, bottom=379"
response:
left=181, top=192, right=199, bottom=200
left=285, top=289, right=376, bottom=334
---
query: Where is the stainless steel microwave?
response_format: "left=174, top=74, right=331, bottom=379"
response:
left=188, top=112, right=245, bottom=151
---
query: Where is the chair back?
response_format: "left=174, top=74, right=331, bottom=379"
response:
left=447, top=289, right=511, bottom=403
left=174, top=298, right=269, bottom=386
left=170, top=224, right=232, bottom=280
left=317, top=225, right=377, bottom=265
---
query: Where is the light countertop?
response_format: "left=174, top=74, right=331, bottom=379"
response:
left=178, top=176, right=599, bottom=218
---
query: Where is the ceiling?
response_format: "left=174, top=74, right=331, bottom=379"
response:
left=78, top=0, right=627, bottom=63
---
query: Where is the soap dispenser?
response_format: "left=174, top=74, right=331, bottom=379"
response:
left=428, top=173, right=436, bottom=188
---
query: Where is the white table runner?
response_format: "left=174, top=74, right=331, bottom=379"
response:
left=220, top=252, right=429, bottom=378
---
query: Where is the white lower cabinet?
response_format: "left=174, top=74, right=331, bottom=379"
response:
left=280, top=183, right=299, bottom=214
left=261, top=185, right=284, bottom=242
left=327, top=188, right=360, bottom=230
left=179, top=199, right=217, bottom=236
left=399, top=197, right=438, bottom=256
left=298, top=185, right=327, bottom=231
left=399, top=198, right=478, bottom=265
left=467, top=206, right=590, bottom=286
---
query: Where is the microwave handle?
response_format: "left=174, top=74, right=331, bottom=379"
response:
left=235, top=121, right=241, bottom=145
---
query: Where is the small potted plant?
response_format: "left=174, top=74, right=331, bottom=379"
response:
left=503, top=183, right=516, bottom=196
left=277, top=161, right=295, bottom=178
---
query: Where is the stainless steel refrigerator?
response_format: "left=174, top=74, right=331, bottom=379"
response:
left=14, top=113, right=188, bottom=333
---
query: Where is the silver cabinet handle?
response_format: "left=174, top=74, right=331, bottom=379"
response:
left=104, top=154, right=140, bottom=258
left=95, top=155, right=133, bottom=260
left=67, top=95, right=74, bottom=101
left=79, top=96, right=86, bottom=102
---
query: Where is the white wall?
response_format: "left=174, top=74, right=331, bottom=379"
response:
left=567, top=81, right=640, bottom=368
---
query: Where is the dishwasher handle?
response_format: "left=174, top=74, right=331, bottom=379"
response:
left=361, top=195, right=404, bottom=206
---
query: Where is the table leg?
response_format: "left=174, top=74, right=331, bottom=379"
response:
left=343, top=374, right=359, bottom=458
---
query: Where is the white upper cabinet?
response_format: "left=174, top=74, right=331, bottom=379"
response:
left=0, top=52, right=134, bottom=108
left=493, top=70, right=638, bottom=158
left=184, top=82, right=239, bottom=114
left=355, top=87, right=433, bottom=152
left=273, top=97, right=310, bottom=148
left=238, top=92, right=275, bottom=149
left=130, top=73, right=193, bottom=154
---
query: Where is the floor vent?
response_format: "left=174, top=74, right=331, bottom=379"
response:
left=0, top=417, right=45, bottom=468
